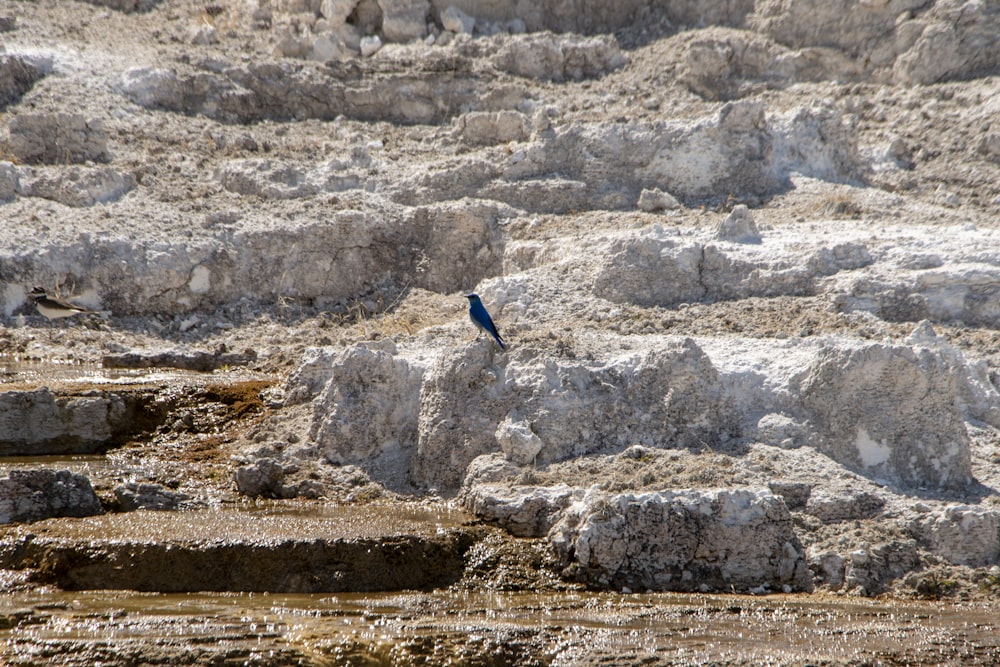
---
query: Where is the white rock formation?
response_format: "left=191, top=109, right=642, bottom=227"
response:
left=549, top=488, right=811, bottom=592
left=910, top=505, right=1000, bottom=567
left=715, top=204, right=761, bottom=243
left=797, top=343, right=973, bottom=490
left=0, top=389, right=127, bottom=455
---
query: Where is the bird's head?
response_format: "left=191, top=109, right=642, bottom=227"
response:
left=28, top=286, right=47, bottom=301
left=465, top=293, right=480, bottom=303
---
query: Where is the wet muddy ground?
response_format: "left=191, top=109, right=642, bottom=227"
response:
left=3, top=587, right=1000, bottom=666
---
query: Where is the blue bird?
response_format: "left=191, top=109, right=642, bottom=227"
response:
left=466, top=293, right=505, bottom=350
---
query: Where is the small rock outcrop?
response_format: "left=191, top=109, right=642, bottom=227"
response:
left=549, top=488, right=811, bottom=593
left=0, top=469, right=103, bottom=523
left=2, top=113, right=109, bottom=165
left=0, top=388, right=128, bottom=455
left=798, top=343, right=973, bottom=490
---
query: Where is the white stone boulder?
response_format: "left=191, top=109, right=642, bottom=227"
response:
left=462, top=483, right=581, bottom=537
left=715, top=204, right=761, bottom=243
left=0, top=388, right=127, bottom=456
left=910, top=505, right=1000, bottom=567
left=440, top=5, right=475, bottom=34
left=308, top=343, right=425, bottom=482
left=454, top=110, right=531, bottom=146
left=413, top=336, right=726, bottom=489
left=797, top=343, right=973, bottom=490
left=549, top=488, right=811, bottom=593
left=283, top=334, right=726, bottom=492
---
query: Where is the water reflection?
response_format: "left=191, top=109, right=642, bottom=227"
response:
left=2, top=589, right=998, bottom=664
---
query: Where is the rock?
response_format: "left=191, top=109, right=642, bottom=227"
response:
left=591, top=234, right=706, bottom=307
left=414, top=336, right=726, bottom=490
left=494, top=415, right=543, bottom=465
left=308, top=344, right=424, bottom=489
left=486, top=32, right=627, bottom=82
left=233, top=457, right=287, bottom=498
left=754, top=413, right=811, bottom=449
left=809, top=550, right=846, bottom=589
left=842, top=540, right=921, bottom=596
left=120, top=55, right=525, bottom=125
left=0, top=469, right=103, bottom=524
left=0, top=388, right=127, bottom=456
left=549, top=488, right=812, bottom=593
left=715, top=204, right=761, bottom=243
left=189, top=24, right=217, bottom=45
left=798, top=343, right=973, bottom=490
left=893, top=4, right=1000, bottom=85
left=910, top=505, right=1000, bottom=567
left=381, top=0, right=429, bottom=41
left=359, top=35, right=382, bottom=57
left=770, top=102, right=861, bottom=185
left=283, top=346, right=346, bottom=404
left=0, top=160, right=18, bottom=201
left=114, top=482, right=193, bottom=511
left=978, top=134, right=1000, bottom=163
left=636, top=188, right=680, bottom=212
left=2, top=113, right=110, bottom=165
left=0, top=55, right=50, bottom=110
left=440, top=5, right=475, bottom=34
left=310, top=33, right=346, bottom=61
left=18, top=165, right=135, bottom=206
left=806, top=242, right=872, bottom=275
left=802, top=490, right=885, bottom=523
left=279, top=335, right=727, bottom=493
left=678, top=28, right=810, bottom=101
left=454, top=110, right=531, bottom=146
left=463, top=483, right=580, bottom=537
left=319, top=0, right=355, bottom=23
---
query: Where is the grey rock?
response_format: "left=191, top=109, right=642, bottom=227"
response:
left=0, top=55, right=49, bottom=110
left=715, top=204, right=761, bottom=243
left=549, top=488, right=812, bottom=593
left=234, top=457, right=287, bottom=498
left=488, top=32, right=627, bottom=82
left=463, top=483, right=581, bottom=537
left=114, top=483, right=193, bottom=511
left=3, top=113, right=109, bottom=165
left=0, top=469, right=102, bottom=524
left=18, top=165, right=135, bottom=206
left=803, top=490, right=885, bottom=523
left=798, top=343, right=973, bottom=490
left=636, top=188, right=680, bottom=212
left=0, top=388, right=127, bottom=456
left=910, top=505, right=1000, bottom=567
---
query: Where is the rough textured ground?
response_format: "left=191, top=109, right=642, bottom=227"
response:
left=3, top=0, right=1000, bottom=663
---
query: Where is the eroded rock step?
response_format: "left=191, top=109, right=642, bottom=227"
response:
left=0, top=503, right=479, bottom=593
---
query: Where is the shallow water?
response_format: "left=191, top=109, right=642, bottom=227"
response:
left=0, top=358, right=150, bottom=385
left=2, top=589, right=998, bottom=665
left=0, top=358, right=269, bottom=389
